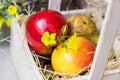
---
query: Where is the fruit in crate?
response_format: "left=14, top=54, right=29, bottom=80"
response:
left=67, top=14, right=97, bottom=35
left=51, top=34, right=95, bottom=74
left=25, top=9, right=67, bottom=55
left=67, top=14, right=99, bottom=45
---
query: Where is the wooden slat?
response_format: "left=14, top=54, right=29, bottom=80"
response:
left=104, top=68, right=120, bottom=80
left=48, top=0, right=61, bottom=11
left=61, top=9, right=85, bottom=18
left=89, top=0, right=120, bottom=80
left=10, top=19, right=44, bottom=80
left=117, top=25, right=120, bottom=35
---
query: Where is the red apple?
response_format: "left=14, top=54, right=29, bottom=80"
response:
left=25, top=9, right=67, bottom=55
left=51, top=35, right=95, bottom=74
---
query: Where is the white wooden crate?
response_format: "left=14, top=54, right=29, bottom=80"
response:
left=10, top=0, right=120, bottom=80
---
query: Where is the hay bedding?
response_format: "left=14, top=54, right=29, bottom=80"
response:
left=1, top=0, right=120, bottom=80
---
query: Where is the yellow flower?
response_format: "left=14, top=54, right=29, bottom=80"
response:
left=6, top=18, right=12, bottom=27
left=15, top=13, right=20, bottom=20
left=41, top=32, right=56, bottom=46
left=0, top=17, right=4, bottom=29
left=8, top=5, right=17, bottom=15
left=67, top=33, right=79, bottom=51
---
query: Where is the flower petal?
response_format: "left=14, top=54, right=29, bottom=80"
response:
left=15, top=13, right=20, bottom=20
left=51, top=33, right=56, bottom=40
left=8, top=5, right=17, bottom=15
left=6, top=18, right=12, bottom=27
left=41, top=32, right=57, bottom=46
left=50, top=33, right=56, bottom=45
left=0, top=17, right=4, bottom=29
left=67, top=34, right=79, bottom=51
left=50, top=40, right=56, bottom=45
left=41, top=32, right=50, bottom=46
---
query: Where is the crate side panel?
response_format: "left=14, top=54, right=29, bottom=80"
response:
left=89, top=0, right=120, bottom=80
left=10, top=19, right=44, bottom=80
left=48, top=0, right=61, bottom=11
left=104, top=68, right=120, bottom=80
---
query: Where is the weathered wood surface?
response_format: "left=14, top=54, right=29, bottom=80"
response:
left=89, top=0, right=120, bottom=80
left=48, top=0, right=61, bottom=11
left=104, top=68, right=120, bottom=80
left=10, top=19, right=44, bottom=80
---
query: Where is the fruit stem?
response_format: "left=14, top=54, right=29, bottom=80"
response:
left=57, top=32, right=100, bottom=44
left=76, top=32, right=100, bottom=37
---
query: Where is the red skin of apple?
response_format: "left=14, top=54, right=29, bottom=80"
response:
left=25, top=10, right=66, bottom=55
left=51, top=37, right=95, bottom=74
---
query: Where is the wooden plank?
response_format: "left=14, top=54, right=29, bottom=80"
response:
left=89, top=0, right=120, bottom=80
left=48, top=0, right=61, bottom=11
left=10, top=19, right=44, bottom=80
left=117, top=25, right=120, bottom=35
left=61, top=9, right=85, bottom=18
left=104, top=68, right=120, bottom=80
left=70, top=75, right=89, bottom=80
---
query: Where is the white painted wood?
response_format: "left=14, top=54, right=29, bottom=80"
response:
left=104, top=68, right=120, bottom=80
left=113, top=36, right=120, bottom=59
left=89, top=0, right=120, bottom=80
left=70, top=75, right=89, bottom=80
left=10, top=19, right=44, bottom=80
left=48, top=0, right=61, bottom=11
left=117, top=25, right=120, bottom=35
left=61, top=9, right=85, bottom=18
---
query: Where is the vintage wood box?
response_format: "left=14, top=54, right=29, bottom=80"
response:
left=10, top=0, right=120, bottom=80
